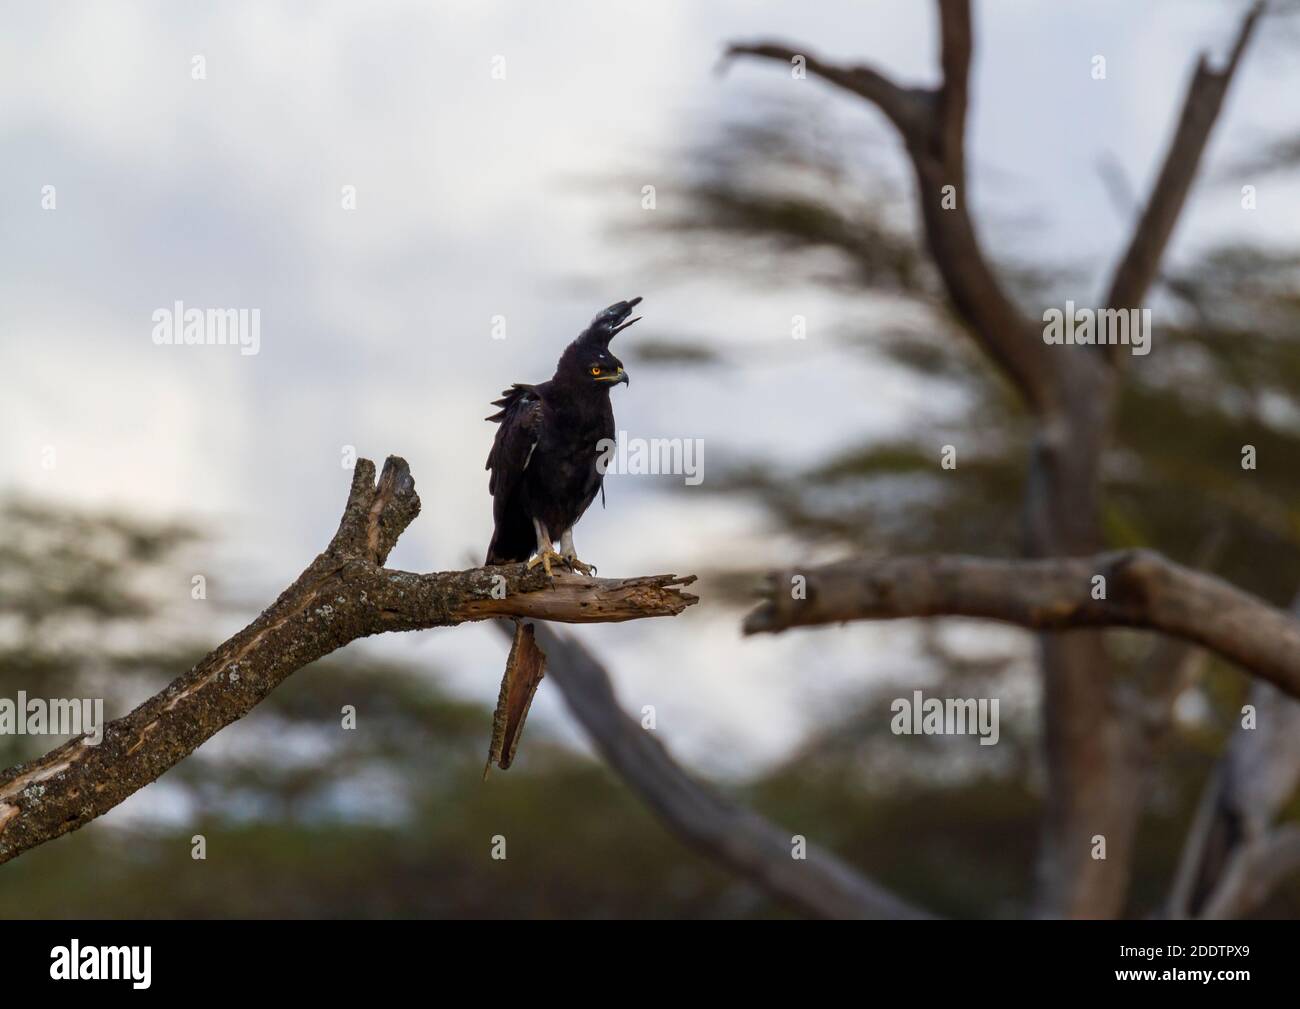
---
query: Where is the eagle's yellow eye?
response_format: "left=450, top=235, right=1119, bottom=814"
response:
left=590, top=366, right=602, bottom=376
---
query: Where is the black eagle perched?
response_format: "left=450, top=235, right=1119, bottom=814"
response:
left=485, top=296, right=639, bottom=575
left=481, top=297, right=640, bottom=774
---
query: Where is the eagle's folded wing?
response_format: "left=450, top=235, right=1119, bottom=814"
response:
left=486, top=384, right=543, bottom=495
left=485, top=385, right=545, bottom=564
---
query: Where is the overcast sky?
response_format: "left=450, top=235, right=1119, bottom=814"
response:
left=2, top=0, right=1296, bottom=775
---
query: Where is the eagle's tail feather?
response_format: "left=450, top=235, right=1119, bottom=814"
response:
left=485, top=510, right=535, bottom=566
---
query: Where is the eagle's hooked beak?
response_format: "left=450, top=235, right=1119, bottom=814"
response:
left=596, top=367, right=629, bottom=387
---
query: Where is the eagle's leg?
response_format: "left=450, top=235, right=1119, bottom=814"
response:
left=526, top=518, right=560, bottom=577
left=558, top=528, right=597, bottom=576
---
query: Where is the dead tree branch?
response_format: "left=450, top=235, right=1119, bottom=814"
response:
left=0, top=456, right=697, bottom=866
left=514, top=622, right=933, bottom=920
left=1198, top=824, right=1300, bottom=919
left=1102, top=1, right=1265, bottom=348
left=726, top=0, right=1055, bottom=412
left=1169, top=677, right=1300, bottom=918
left=744, top=550, right=1300, bottom=700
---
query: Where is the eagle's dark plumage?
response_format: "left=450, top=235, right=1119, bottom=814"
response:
left=485, top=297, right=638, bottom=573
left=481, top=298, right=639, bottom=775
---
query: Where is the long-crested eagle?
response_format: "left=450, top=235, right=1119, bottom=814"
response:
left=482, top=297, right=640, bottom=773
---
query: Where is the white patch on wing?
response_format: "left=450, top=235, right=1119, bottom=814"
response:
left=523, top=440, right=538, bottom=469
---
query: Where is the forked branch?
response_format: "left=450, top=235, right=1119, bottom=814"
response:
left=0, top=456, right=697, bottom=865
left=725, top=0, right=1058, bottom=412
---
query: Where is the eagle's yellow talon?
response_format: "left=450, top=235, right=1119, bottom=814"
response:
left=562, top=556, right=596, bottom=576
left=527, top=548, right=558, bottom=577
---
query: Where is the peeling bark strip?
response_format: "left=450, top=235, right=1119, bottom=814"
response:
left=485, top=620, right=547, bottom=774
left=0, top=456, right=697, bottom=866
left=745, top=550, right=1300, bottom=699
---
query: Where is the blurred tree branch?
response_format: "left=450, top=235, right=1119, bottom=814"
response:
left=516, top=621, right=934, bottom=920
left=727, top=0, right=1052, bottom=412
left=0, top=457, right=696, bottom=866
left=744, top=551, right=1300, bottom=700
left=1102, top=0, right=1265, bottom=351
left=1169, top=674, right=1300, bottom=918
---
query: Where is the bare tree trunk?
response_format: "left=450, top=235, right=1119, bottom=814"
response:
left=728, top=0, right=1265, bottom=917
